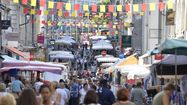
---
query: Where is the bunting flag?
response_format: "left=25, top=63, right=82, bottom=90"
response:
left=57, top=2, right=63, bottom=10
left=74, top=4, right=80, bottom=11
left=167, top=1, right=173, bottom=9
left=133, top=4, right=139, bottom=12
left=31, top=0, right=37, bottom=7
left=64, top=12, right=69, bottom=17
left=78, top=13, right=83, bottom=17
left=24, top=8, right=29, bottom=14
left=150, top=3, right=156, bottom=11
left=48, top=1, right=54, bottom=9
left=100, top=5, right=105, bottom=12
left=117, top=5, right=122, bottom=12
left=72, top=12, right=76, bottom=17
left=92, top=5, right=97, bottom=12
left=13, top=2, right=175, bottom=18
left=85, top=12, right=89, bottom=17
left=44, top=10, right=49, bottom=15
left=22, top=0, right=27, bottom=5
left=40, top=0, right=45, bottom=7
left=108, top=5, right=114, bottom=12
left=13, top=0, right=19, bottom=3
left=159, top=2, right=165, bottom=11
left=125, top=4, right=130, bottom=12
left=66, top=3, right=71, bottom=10
left=37, top=10, right=42, bottom=15
left=83, top=4, right=89, bottom=11
left=30, top=9, right=35, bottom=15
left=113, top=12, right=117, bottom=17
left=58, top=11, right=63, bottom=17
left=141, top=3, right=147, bottom=12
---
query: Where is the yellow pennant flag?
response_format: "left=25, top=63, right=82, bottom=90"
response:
left=57, top=22, right=62, bottom=26
left=85, top=12, right=89, bottom=17
left=113, top=12, right=117, bottom=17
left=140, top=12, right=144, bottom=16
left=117, top=5, right=122, bottom=12
left=13, top=0, right=19, bottom=3
left=85, top=24, right=88, bottom=28
left=66, top=3, right=71, bottom=10
left=99, top=13, right=103, bottom=17
left=113, top=25, right=116, bottom=29
left=30, top=9, right=35, bottom=15
left=133, top=4, right=139, bottom=12
left=58, top=11, right=63, bottom=17
left=48, top=21, right=51, bottom=26
left=98, top=32, right=101, bottom=35
left=167, top=1, right=173, bottom=9
left=94, top=24, right=97, bottom=28
left=72, top=12, right=76, bottom=17
left=115, top=31, right=118, bottom=34
left=100, top=5, right=105, bottom=12
left=44, top=10, right=49, bottom=15
left=149, top=3, right=156, bottom=11
left=48, top=1, right=54, bottom=9
left=83, top=5, right=89, bottom=11
left=31, top=0, right=37, bottom=6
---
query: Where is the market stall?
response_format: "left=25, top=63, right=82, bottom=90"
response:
left=55, top=35, right=76, bottom=45
left=92, top=40, right=113, bottom=50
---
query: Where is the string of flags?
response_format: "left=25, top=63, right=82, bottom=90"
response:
left=14, top=0, right=174, bottom=16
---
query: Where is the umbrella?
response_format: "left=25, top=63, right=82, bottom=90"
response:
left=158, top=39, right=187, bottom=84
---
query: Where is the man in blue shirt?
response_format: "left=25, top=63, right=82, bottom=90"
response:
left=69, top=79, right=79, bottom=105
left=11, top=76, right=24, bottom=95
left=97, top=79, right=115, bottom=105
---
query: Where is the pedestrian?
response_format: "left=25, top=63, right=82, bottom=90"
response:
left=80, top=83, right=89, bottom=105
left=0, top=93, right=16, bottom=105
left=84, top=90, right=100, bottom=105
left=69, top=79, right=79, bottom=105
left=34, top=78, right=43, bottom=95
left=11, top=76, right=24, bottom=97
left=39, top=85, right=53, bottom=105
left=17, top=88, right=39, bottom=105
left=97, top=79, right=115, bottom=105
left=0, top=83, right=6, bottom=93
left=113, top=88, right=135, bottom=105
left=50, top=81, right=61, bottom=105
left=56, top=83, right=68, bottom=105
left=152, top=83, right=175, bottom=105
left=131, top=82, right=147, bottom=105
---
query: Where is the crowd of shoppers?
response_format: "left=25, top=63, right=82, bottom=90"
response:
left=0, top=75, right=178, bottom=105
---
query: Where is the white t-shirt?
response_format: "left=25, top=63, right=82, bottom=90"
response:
left=34, top=82, right=43, bottom=94
left=79, top=89, right=87, bottom=104
left=56, top=88, right=68, bottom=105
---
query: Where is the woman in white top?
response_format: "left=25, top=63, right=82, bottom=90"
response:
left=56, top=83, right=68, bottom=105
left=80, top=83, right=89, bottom=105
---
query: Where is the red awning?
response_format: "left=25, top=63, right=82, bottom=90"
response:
left=4, top=46, right=25, bottom=57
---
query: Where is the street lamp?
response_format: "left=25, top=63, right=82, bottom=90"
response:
left=19, top=13, right=31, bottom=45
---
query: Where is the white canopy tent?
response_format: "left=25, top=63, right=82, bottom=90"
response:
left=49, top=51, right=74, bottom=60
left=92, top=40, right=113, bottom=50
left=90, top=36, right=107, bottom=40
left=97, top=57, right=119, bottom=63
left=94, top=54, right=114, bottom=59
left=119, top=65, right=151, bottom=79
left=55, top=35, right=76, bottom=45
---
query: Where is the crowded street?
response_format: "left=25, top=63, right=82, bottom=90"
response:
left=0, top=0, right=187, bottom=105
